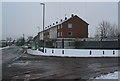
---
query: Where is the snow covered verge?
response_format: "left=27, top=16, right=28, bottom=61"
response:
left=0, top=46, right=10, bottom=50
left=27, top=48, right=119, bottom=57
left=90, top=71, right=119, bottom=80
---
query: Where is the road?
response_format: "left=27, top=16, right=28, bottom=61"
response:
left=2, top=46, right=23, bottom=64
left=2, top=46, right=119, bottom=81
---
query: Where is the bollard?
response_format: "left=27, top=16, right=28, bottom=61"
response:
left=90, top=50, right=92, bottom=55
left=113, top=50, right=115, bottom=55
left=52, top=49, right=54, bottom=53
left=103, top=51, right=105, bottom=55
left=62, top=50, right=64, bottom=54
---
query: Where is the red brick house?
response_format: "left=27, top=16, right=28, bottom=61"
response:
left=57, top=15, right=89, bottom=38
left=42, top=14, right=89, bottom=40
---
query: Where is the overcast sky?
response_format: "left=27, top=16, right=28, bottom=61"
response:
left=2, top=2, right=118, bottom=40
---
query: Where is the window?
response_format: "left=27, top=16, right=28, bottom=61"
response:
left=68, top=24, right=72, bottom=28
left=61, top=32, right=62, bottom=36
left=68, top=32, right=72, bottom=36
left=58, top=25, right=60, bottom=29
left=58, top=32, right=60, bottom=36
left=61, top=24, right=62, bottom=28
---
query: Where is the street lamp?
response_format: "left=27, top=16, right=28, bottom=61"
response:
left=40, top=3, right=45, bottom=53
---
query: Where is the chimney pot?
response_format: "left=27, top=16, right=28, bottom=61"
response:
left=65, top=17, right=67, bottom=20
left=71, top=14, right=74, bottom=17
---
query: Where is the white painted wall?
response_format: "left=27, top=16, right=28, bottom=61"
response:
left=39, top=32, right=43, bottom=40
left=27, top=48, right=119, bottom=57
left=49, top=26, right=57, bottom=39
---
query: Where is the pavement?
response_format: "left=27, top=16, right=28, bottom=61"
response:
left=1, top=46, right=119, bottom=81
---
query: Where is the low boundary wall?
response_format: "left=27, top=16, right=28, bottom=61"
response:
left=27, top=48, right=119, bottom=57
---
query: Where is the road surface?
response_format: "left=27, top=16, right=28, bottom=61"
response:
left=2, top=46, right=119, bottom=81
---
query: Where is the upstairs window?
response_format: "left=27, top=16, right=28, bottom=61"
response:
left=58, top=25, right=60, bottom=29
left=68, top=24, right=72, bottom=28
left=61, top=24, right=62, bottom=28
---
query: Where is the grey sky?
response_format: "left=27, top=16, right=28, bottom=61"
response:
left=2, top=2, right=118, bottom=40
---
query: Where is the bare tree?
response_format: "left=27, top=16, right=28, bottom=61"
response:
left=95, top=21, right=118, bottom=38
left=99, top=21, right=111, bottom=38
left=107, top=24, right=118, bottom=37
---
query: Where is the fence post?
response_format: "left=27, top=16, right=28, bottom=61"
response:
left=52, top=49, right=54, bottom=53
left=113, top=50, right=115, bottom=55
left=62, top=50, right=64, bottom=54
left=62, top=39, right=64, bottom=48
left=90, top=50, right=92, bottom=55
left=103, top=51, right=104, bottom=55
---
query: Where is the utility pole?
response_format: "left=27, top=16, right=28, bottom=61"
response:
left=40, top=3, right=45, bottom=53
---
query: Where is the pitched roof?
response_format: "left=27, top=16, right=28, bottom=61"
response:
left=47, top=15, right=89, bottom=29
left=39, top=15, right=89, bottom=33
left=74, top=15, right=89, bottom=25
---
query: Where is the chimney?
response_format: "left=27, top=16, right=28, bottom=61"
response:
left=56, top=21, right=58, bottom=24
left=65, top=17, right=67, bottom=20
left=71, top=14, right=74, bottom=17
left=60, top=19, right=62, bottom=22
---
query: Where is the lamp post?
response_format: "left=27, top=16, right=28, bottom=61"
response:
left=40, top=3, right=45, bottom=53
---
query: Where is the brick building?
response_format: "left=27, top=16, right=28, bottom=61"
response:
left=39, top=14, right=89, bottom=40
left=57, top=15, right=89, bottom=38
left=32, top=14, right=89, bottom=49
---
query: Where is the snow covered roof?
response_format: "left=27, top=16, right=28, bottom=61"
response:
left=40, top=14, right=89, bottom=32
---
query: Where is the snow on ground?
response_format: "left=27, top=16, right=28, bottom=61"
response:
left=0, top=46, right=10, bottom=50
left=27, top=49, right=43, bottom=56
left=27, top=48, right=119, bottom=57
left=91, top=71, right=119, bottom=80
